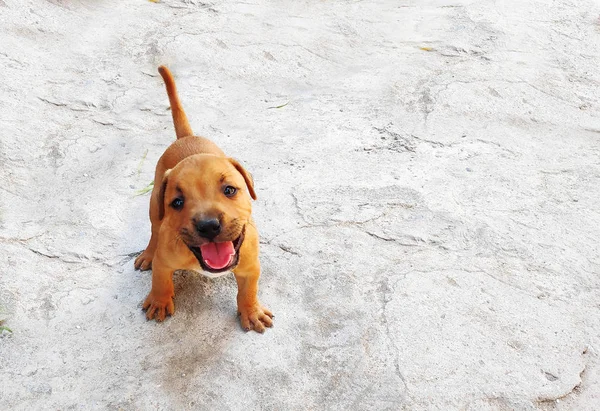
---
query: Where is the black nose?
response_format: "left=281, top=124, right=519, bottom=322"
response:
left=195, top=218, right=221, bottom=240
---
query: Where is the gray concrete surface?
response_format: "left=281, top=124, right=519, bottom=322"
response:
left=1, top=0, right=599, bottom=409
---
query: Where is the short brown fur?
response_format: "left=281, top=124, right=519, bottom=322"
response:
left=134, top=66, right=272, bottom=333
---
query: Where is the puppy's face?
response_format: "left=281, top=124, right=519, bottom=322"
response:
left=158, top=154, right=256, bottom=272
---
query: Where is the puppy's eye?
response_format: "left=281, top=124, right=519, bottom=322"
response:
left=171, top=198, right=184, bottom=210
left=223, top=186, right=237, bottom=197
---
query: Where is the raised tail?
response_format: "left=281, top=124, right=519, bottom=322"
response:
left=158, top=66, right=194, bottom=139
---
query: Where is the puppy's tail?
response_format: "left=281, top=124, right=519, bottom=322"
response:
left=158, top=65, right=194, bottom=139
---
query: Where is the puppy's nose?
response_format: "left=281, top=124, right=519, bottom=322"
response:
left=195, top=218, right=221, bottom=240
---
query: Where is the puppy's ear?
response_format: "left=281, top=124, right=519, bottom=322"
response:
left=157, top=169, right=172, bottom=220
left=228, top=158, right=257, bottom=200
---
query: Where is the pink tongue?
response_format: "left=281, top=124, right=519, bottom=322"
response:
left=200, top=241, right=235, bottom=270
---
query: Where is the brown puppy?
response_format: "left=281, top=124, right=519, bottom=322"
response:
left=134, top=66, right=273, bottom=333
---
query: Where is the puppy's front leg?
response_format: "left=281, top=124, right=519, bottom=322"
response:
left=234, top=267, right=273, bottom=333
left=142, top=225, right=183, bottom=322
left=142, top=222, right=200, bottom=322
left=135, top=190, right=162, bottom=271
left=233, top=233, right=273, bottom=333
left=142, top=256, right=175, bottom=322
left=233, top=226, right=273, bottom=333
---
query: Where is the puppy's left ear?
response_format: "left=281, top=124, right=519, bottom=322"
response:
left=157, top=169, right=172, bottom=220
left=228, top=158, right=257, bottom=200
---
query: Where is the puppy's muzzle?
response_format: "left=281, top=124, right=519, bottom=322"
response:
left=195, top=218, right=221, bottom=240
left=187, top=226, right=246, bottom=273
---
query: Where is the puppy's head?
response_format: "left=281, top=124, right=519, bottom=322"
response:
left=158, top=154, right=256, bottom=273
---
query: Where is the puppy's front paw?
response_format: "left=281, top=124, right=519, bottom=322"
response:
left=238, top=303, right=273, bottom=333
left=142, top=293, right=175, bottom=322
left=134, top=250, right=154, bottom=271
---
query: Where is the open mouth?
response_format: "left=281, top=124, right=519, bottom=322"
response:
left=188, top=227, right=245, bottom=273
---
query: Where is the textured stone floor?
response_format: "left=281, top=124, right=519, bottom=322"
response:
left=1, top=0, right=599, bottom=409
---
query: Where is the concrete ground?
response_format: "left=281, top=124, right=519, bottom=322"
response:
left=1, top=0, right=599, bottom=409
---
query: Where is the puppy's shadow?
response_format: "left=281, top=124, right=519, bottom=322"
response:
left=158, top=270, right=240, bottom=390
left=171, top=269, right=238, bottom=321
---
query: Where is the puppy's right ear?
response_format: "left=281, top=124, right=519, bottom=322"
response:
left=157, top=169, right=172, bottom=220
left=228, top=158, right=257, bottom=200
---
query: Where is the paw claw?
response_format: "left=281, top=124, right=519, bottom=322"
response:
left=134, top=250, right=154, bottom=271
left=238, top=303, right=273, bottom=334
left=143, top=293, right=174, bottom=322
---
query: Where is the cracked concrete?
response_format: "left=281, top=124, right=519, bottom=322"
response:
left=1, top=0, right=600, bottom=409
